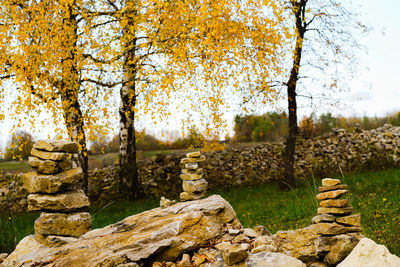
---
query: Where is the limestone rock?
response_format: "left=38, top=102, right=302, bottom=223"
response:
left=182, top=179, right=208, bottom=193
left=337, top=238, right=400, bottom=267
left=2, top=195, right=239, bottom=266
left=316, top=190, right=348, bottom=200
left=33, top=140, right=79, bottom=153
left=0, top=253, right=8, bottom=263
left=308, top=262, right=328, bottom=267
left=160, top=197, right=176, bottom=208
left=312, top=214, right=335, bottom=224
left=186, top=151, right=201, bottom=158
left=31, top=149, right=66, bottom=161
left=22, top=168, right=82, bottom=194
left=245, top=252, right=306, bottom=267
left=322, top=178, right=341, bottom=187
left=319, top=199, right=348, bottom=208
left=180, top=173, right=203, bottom=181
left=34, top=212, right=92, bottom=237
left=243, top=228, right=259, bottom=238
left=28, top=156, right=59, bottom=174
left=336, top=214, right=361, bottom=227
left=58, top=157, right=72, bottom=171
left=215, top=242, right=249, bottom=265
left=176, top=254, right=191, bottom=267
left=181, top=168, right=203, bottom=175
left=180, top=191, right=206, bottom=201
left=318, top=184, right=347, bottom=192
left=253, top=225, right=271, bottom=236
left=314, top=223, right=362, bottom=235
left=317, top=207, right=353, bottom=215
left=180, top=155, right=206, bottom=164
left=323, top=234, right=360, bottom=266
left=27, top=189, right=90, bottom=211
left=185, top=162, right=198, bottom=170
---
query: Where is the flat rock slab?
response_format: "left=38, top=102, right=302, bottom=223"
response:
left=33, top=140, right=78, bottom=153
left=2, top=195, right=239, bottom=267
left=180, top=191, right=206, bottom=201
left=22, top=168, right=82, bottom=194
left=182, top=179, right=208, bottom=193
left=180, top=155, right=206, bottom=164
left=319, top=199, right=349, bottom=208
left=29, top=157, right=72, bottom=174
left=316, top=190, right=348, bottom=201
left=314, top=223, right=362, bottom=235
left=317, top=207, right=353, bottom=215
left=27, top=189, right=90, bottom=212
left=244, top=252, right=306, bottom=267
left=31, top=149, right=66, bottom=161
left=322, top=178, right=341, bottom=187
left=336, top=214, right=361, bottom=227
left=318, top=184, right=347, bottom=192
left=34, top=212, right=92, bottom=237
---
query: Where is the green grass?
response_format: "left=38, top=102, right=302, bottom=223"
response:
left=1, top=168, right=399, bottom=256
left=0, top=160, right=31, bottom=173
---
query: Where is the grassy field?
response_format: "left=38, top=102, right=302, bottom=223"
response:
left=1, top=168, right=399, bottom=256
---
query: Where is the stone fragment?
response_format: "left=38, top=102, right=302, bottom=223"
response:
left=336, top=214, right=361, bottom=227
left=233, top=233, right=251, bottom=243
left=316, top=190, right=348, bottom=200
left=34, top=212, right=92, bottom=237
left=312, top=214, right=335, bottom=224
left=22, top=168, right=82, bottom=194
left=314, top=223, right=362, bottom=235
left=322, top=178, right=341, bottom=187
left=35, top=233, right=78, bottom=247
left=33, top=140, right=79, bottom=153
left=0, top=253, right=8, bottom=263
left=228, top=229, right=240, bottom=235
left=319, top=199, right=349, bottom=208
left=318, top=184, right=348, bottom=192
left=251, top=244, right=278, bottom=254
left=28, top=156, right=59, bottom=174
left=245, top=252, right=306, bottom=267
left=182, top=179, right=208, bottom=193
left=337, top=238, right=400, bottom=267
left=160, top=197, right=176, bottom=208
left=185, top=162, right=198, bottom=170
left=180, top=191, right=205, bottom=201
left=180, top=172, right=203, bottom=181
left=323, top=234, right=359, bottom=266
left=317, top=206, right=353, bottom=215
left=28, top=189, right=90, bottom=211
left=31, top=148, right=66, bottom=161
left=180, top=155, right=206, bottom=164
left=186, top=151, right=201, bottom=158
left=243, top=228, right=259, bottom=238
left=176, top=254, right=191, bottom=267
left=215, top=242, right=249, bottom=265
left=253, top=225, right=271, bottom=236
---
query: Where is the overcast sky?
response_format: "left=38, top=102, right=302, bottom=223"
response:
left=1, top=0, right=399, bottom=149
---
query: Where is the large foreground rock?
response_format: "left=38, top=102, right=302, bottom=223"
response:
left=337, top=238, right=400, bottom=267
left=2, top=195, right=239, bottom=267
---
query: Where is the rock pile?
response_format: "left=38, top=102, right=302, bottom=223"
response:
left=179, top=151, right=208, bottom=201
left=22, top=140, right=91, bottom=247
left=312, top=178, right=362, bottom=265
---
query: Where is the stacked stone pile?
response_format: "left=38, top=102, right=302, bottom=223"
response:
left=22, top=140, right=92, bottom=247
left=312, top=178, right=362, bottom=265
left=179, top=151, right=208, bottom=201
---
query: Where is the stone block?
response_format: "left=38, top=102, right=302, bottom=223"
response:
left=180, top=191, right=205, bottom=201
left=34, top=212, right=92, bottom=237
left=182, top=179, right=208, bottom=193
left=314, top=223, right=362, bottom=235
left=180, top=172, right=203, bottom=181
left=22, top=168, right=82, bottom=194
left=316, top=190, right=348, bottom=201
left=336, top=214, right=361, bottom=227
left=312, top=214, right=335, bottom=224
left=318, top=184, right=347, bottom=192
left=35, top=233, right=78, bottom=247
left=319, top=199, right=349, bottom=208
left=180, top=155, right=206, bottom=164
left=29, top=156, right=59, bottom=174
left=321, top=178, right=341, bottom=187
left=28, top=189, right=90, bottom=212
left=186, top=151, right=201, bottom=158
left=317, top=207, right=353, bottom=215
left=31, top=149, right=66, bottom=161
left=33, top=140, right=79, bottom=153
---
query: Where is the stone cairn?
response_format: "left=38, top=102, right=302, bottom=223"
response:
left=22, top=140, right=92, bottom=247
left=179, top=151, right=208, bottom=201
left=312, top=178, right=362, bottom=236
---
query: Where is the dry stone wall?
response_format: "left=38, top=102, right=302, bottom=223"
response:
left=1, top=124, right=400, bottom=210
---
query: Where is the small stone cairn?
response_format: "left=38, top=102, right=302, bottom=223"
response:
left=22, top=140, right=92, bottom=247
left=179, top=151, right=208, bottom=201
left=312, top=178, right=362, bottom=235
